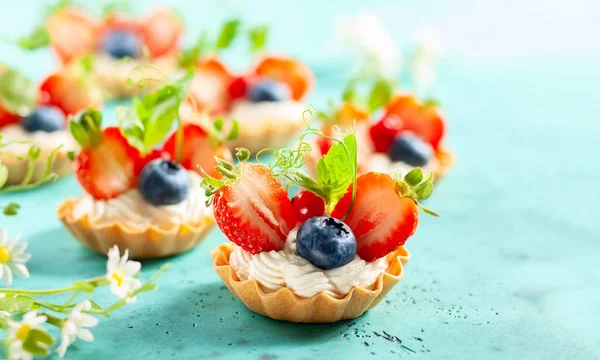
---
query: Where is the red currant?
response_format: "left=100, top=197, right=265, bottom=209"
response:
left=228, top=76, right=248, bottom=99
left=316, top=136, right=333, bottom=155
left=291, top=190, right=325, bottom=223
left=368, top=114, right=404, bottom=153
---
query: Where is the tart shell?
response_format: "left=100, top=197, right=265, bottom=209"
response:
left=211, top=243, right=411, bottom=323
left=1, top=150, right=72, bottom=186
left=57, top=198, right=214, bottom=259
left=227, top=116, right=306, bottom=154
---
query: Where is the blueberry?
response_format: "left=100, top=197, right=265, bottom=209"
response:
left=102, top=30, right=142, bottom=59
left=21, top=106, right=65, bottom=133
left=138, top=160, right=190, bottom=206
left=248, top=80, right=291, bottom=102
left=296, top=216, right=357, bottom=270
left=388, top=133, right=433, bottom=167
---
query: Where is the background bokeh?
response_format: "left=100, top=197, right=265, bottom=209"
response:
left=1, top=0, right=599, bottom=358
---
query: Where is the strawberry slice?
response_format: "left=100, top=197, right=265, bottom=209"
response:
left=71, top=110, right=141, bottom=200
left=337, top=102, right=369, bottom=125
left=253, top=55, right=313, bottom=101
left=163, top=123, right=233, bottom=179
left=186, top=57, right=234, bottom=114
left=40, top=69, right=103, bottom=116
left=46, top=7, right=100, bottom=64
left=384, top=95, right=446, bottom=149
left=140, top=9, right=182, bottom=58
left=204, top=150, right=296, bottom=254
left=0, top=103, right=20, bottom=128
left=332, top=171, right=435, bottom=261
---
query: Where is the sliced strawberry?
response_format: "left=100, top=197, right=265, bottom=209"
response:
left=163, top=123, right=233, bottom=178
left=384, top=95, right=446, bottom=149
left=40, top=70, right=103, bottom=116
left=253, top=55, right=313, bottom=101
left=46, top=7, right=100, bottom=64
left=227, top=76, right=250, bottom=100
left=187, top=57, right=234, bottom=114
left=369, top=114, right=404, bottom=153
left=337, top=102, right=369, bottom=125
left=74, top=126, right=141, bottom=200
left=211, top=160, right=296, bottom=254
left=332, top=172, right=420, bottom=261
left=141, top=9, right=182, bottom=58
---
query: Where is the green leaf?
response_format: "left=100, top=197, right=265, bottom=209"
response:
left=216, top=20, right=240, bottom=49
left=213, top=117, right=224, bottom=131
left=73, top=280, right=96, bottom=295
left=116, top=105, right=146, bottom=153
left=226, top=120, right=239, bottom=141
left=367, top=78, right=393, bottom=112
left=315, top=133, right=357, bottom=206
left=17, top=27, right=51, bottom=50
left=179, top=31, right=208, bottom=68
left=248, top=25, right=268, bottom=52
left=69, top=109, right=103, bottom=148
left=274, top=169, right=324, bottom=197
left=404, top=168, right=424, bottom=186
left=0, top=163, right=8, bottom=188
left=66, top=150, right=77, bottom=161
left=0, top=294, right=35, bottom=312
left=136, top=85, right=180, bottom=149
left=22, top=328, right=54, bottom=356
left=0, top=68, right=38, bottom=115
left=3, top=202, right=20, bottom=216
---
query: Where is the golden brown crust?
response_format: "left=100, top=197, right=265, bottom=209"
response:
left=57, top=198, right=215, bottom=259
left=433, top=148, right=454, bottom=183
left=211, top=243, right=411, bottom=323
left=1, top=150, right=72, bottom=186
left=228, top=117, right=306, bottom=154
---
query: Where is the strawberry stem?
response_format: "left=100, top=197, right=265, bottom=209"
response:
left=393, top=168, right=439, bottom=217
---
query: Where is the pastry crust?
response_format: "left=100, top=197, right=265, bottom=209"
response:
left=228, top=116, right=306, bottom=153
left=57, top=198, right=214, bottom=259
left=211, top=243, right=411, bottom=323
left=1, top=150, right=72, bottom=186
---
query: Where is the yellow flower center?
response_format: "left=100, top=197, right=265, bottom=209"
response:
left=0, top=246, right=11, bottom=264
left=16, top=324, right=30, bottom=340
left=112, top=272, right=123, bottom=287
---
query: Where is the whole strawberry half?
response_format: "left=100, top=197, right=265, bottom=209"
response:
left=332, top=170, right=436, bottom=261
left=163, top=123, right=233, bottom=179
left=141, top=9, right=182, bottom=58
left=203, top=150, right=296, bottom=254
left=384, top=95, right=446, bottom=149
left=46, top=7, right=100, bottom=64
left=40, top=70, right=102, bottom=116
left=71, top=110, right=141, bottom=200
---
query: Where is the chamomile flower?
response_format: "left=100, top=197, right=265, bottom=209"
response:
left=339, top=12, right=401, bottom=78
left=6, top=311, right=49, bottom=360
left=0, top=229, right=31, bottom=286
left=106, top=245, right=141, bottom=303
left=56, top=300, right=99, bottom=358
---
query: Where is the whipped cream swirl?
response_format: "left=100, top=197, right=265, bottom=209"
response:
left=72, top=171, right=210, bottom=230
left=229, top=229, right=389, bottom=298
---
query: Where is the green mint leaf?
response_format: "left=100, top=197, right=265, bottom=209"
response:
left=22, top=328, right=54, bottom=356
left=0, top=68, right=38, bottom=115
left=367, top=78, right=393, bottom=112
left=274, top=168, right=324, bottom=198
left=69, top=109, right=103, bottom=148
left=17, top=26, right=51, bottom=50
left=227, top=120, right=239, bottom=141
left=117, top=105, right=146, bottom=153
left=179, top=31, right=208, bottom=68
left=136, top=85, right=180, bottom=149
left=248, top=25, right=269, bottom=52
left=315, top=133, right=357, bottom=206
left=216, top=20, right=240, bottom=49
left=0, top=294, right=35, bottom=312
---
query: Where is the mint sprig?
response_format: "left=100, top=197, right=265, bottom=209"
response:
left=0, top=67, right=38, bottom=116
left=69, top=108, right=103, bottom=148
left=117, top=71, right=193, bottom=155
left=216, top=19, right=240, bottom=49
left=248, top=25, right=268, bottom=53
left=17, top=27, right=51, bottom=50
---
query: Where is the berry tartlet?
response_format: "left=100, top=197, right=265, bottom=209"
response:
left=58, top=78, right=232, bottom=259
left=205, top=124, right=437, bottom=322
left=178, top=22, right=314, bottom=152
left=310, top=94, right=453, bottom=183
left=43, top=5, right=182, bottom=98
left=0, top=66, right=102, bottom=185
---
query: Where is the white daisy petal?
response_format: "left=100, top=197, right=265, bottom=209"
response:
left=10, top=242, right=28, bottom=256
left=10, top=263, right=30, bottom=279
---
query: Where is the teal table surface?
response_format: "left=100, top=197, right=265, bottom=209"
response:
left=1, top=0, right=600, bottom=359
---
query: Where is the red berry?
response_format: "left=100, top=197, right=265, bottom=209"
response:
left=384, top=95, right=446, bottom=149
left=213, top=163, right=296, bottom=254
left=0, top=103, right=20, bottom=128
left=316, top=136, right=333, bottom=155
left=228, top=76, right=248, bottom=100
left=140, top=9, right=182, bottom=58
left=291, top=190, right=325, bottom=223
left=332, top=172, right=419, bottom=261
left=368, top=114, right=404, bottom=153
left=74, top=127, right=141, bottom=200
left=163, top=123, right=233, bottom=178
left=40, top=70, right=102, bottom=116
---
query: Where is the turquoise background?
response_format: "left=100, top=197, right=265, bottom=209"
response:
left=2, top=0, right=600, bottom=359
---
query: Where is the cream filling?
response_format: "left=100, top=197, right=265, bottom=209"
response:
left=72, top=171, right=210, bottom=230
left=227, top=100, right=307, bottom=135
left=0, top=124, right=75, bottom=156
left=229, top=229, right=389, bottom=298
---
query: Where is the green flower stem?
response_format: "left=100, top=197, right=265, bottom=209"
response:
left=0, top=276, right=106, bottom=295
left=43, top=313, right=64, bottom=328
